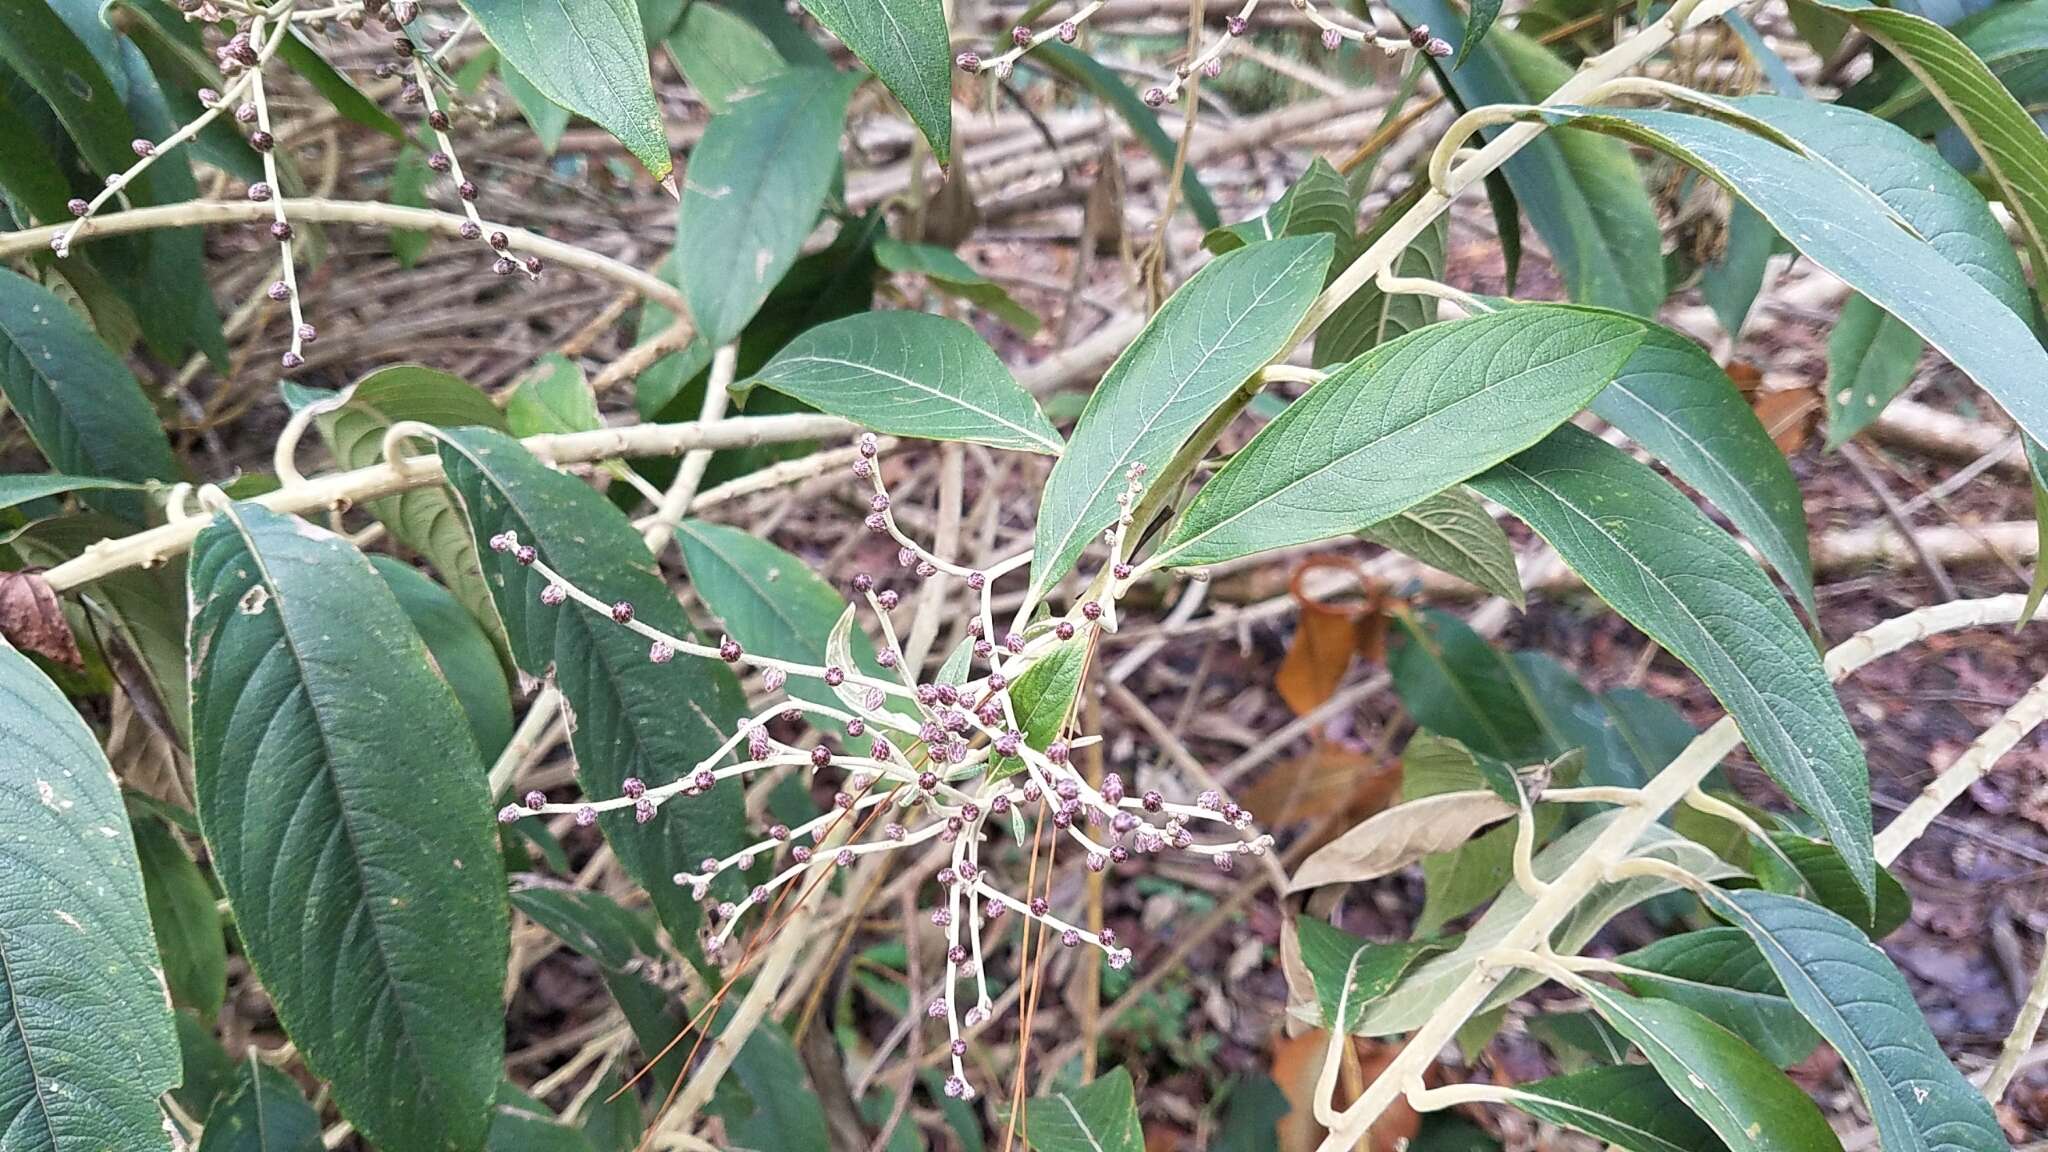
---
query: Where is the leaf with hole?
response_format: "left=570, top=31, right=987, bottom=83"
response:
left=678, top=68, right=858, bottom=346
left=1700, top=887, right=2006, bottom=1152
left=1031, top=235, right=1333, bottom=599
left=189, top=502, right=508, bottom=1152
left=437, top=428, right=752, bottom=944
left=1471, top=425, right=1874, bottom=906
left=458, top=0, right=670, bottom=179
left=0, top=639, right=180, bottom=1152
left=739, top=310, right=1061, bottom=453
left=1159, top=306, right=1643, bottom=568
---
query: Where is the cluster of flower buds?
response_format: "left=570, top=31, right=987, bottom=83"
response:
left=486, top=432, right=1273, bottom=1104
left=1137, top=0, right=1451, bottom=107
left=957, top=0, right=1107, bottom=80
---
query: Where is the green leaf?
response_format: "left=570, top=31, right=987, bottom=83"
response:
left=0, top=268, right=179, bottom=521
left=1578, top=982, right=1842, bottom=1152
left=1029, top=42, right=1221, bottom=230
left=1294, top=916, right=1443, bottom=1031
left=390, top=146, right=434, bottom=267
left=279, top=31, right=405, bottom=140
left=673, top=518, right=905, bottom=739
left=1588, top=322, right=1816, bottom=614
left=372, top=556, right=515, bottom=764
left=487, top=1083, right=600, bottom=1152
left=1618, top=927, right=1819, bottom=1069
left=1351, top=812, right=1742, bottom=1035
left=188, top=503, right=509, bottom=1152
left=874, top=238, right=1041, bottom=335
left=312, top=366, right=510, bottom=657
left=0, top=472, right=146, bottom=511
left=135, top=812, right=227, bottom=1022
left=1204, top=157, right=1356, bottom=253
left=796, top=0, right=950, bottom=164
left=739, top=310, right=1061, bottom=453
left=1541, top=105, right=2048, bottom=452
left=1160, top=305, right=1643, bottom=568
left=1810, top=0, right=2048, bottom=281
left=0, top=639, right=179, bottom=1152
left=1700, top=202, right=1774, bottom=340
left=989, top=633, right=1092, bottom=780
left=678, top=68, right=859, bottom=346
left=197, top=1056, right=325, bottom=1152
left=1382, top=3, right=1665, bottom=315
left=1753, top=831, right=1911, bottom=938
left=1822, top=294, right=1923, bottom=448
left=2026, top=441, right=2048, bottom=625
left=458, top=0, right=670, bottom=179
left=1030, top=236, right=1335, bottom=599
left=1024, top=1066, right=1145, bottom=1152
left=1314, top=216, right=1448, bottom=367
left=665, top=1, right=786, bottom=111
left=1502, top=1064, right=1732, bottom=1152
left=1362, top=487, right=1522, bottom=606
left=506, top=353, right=601, bottom=437
left=499, top=58, right=573, bottom=154
left=511, top=884, right=662, bottom=973
left=1526, top=1010, right=1632, bottom=1071
left=0, top=0, right=136, bottom=179
left=1470, top=425, right=1875, bottom=905
left=436, top=428, right=752, bottom=943
left=1389, top=614, right=1550, bottom=763
left=1701, top=887, right=2006, bottom=1152
left=174, top=1009, right=238, bottom=1123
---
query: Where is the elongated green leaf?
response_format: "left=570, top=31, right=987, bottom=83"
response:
left=1351, top=813, right=1742, bottom=1035
left=1588, top=323, right=1816, bottom=614
left=1205, top=157, right=1356, bottom=253
left=1754, top=831, right=1911, bottom=939
left=0, top=639, right=179, bottom=1152
left=197, top=1056, right=324, bottom=1152
left=665, top=1, right=785, bottom=111
left=1383, top=2, right=1666, bottom=315
left=1025, top=1066, right=1144, bottom=1152
left=0, top=472, right=146, bottom=511
left=280, top=31, right=404, bottom=140
left=1471, top=425, right=1874, bottom=905
left=1527, top=1010, right=1632, bottom=1071
left=1810, top=0, right=2048, bottom=280
left=679, top=68, right=858, bottom=346
left=989, top=633, right=1091, bottom=780
left=372, top=556, right=515, bottom=764
left=0, top=268, right=179, bottom=521
left=1315, top=215, right=1448, bottom=367
left=1161, top=306, right=1643, bottom=567
left=1504, top=1064, right=1730, bottom=1152
left=0, top=0, right=135, bottom=177
left=510, top=883, right=689, bottom=1092
left=1509, top=653, right=1699, bottom=792
left=499, top=58, right=573, bottom=154
left=1541, top=105, right=2048, bottom=450
left=739, top=311, right=1061, bottom=453
left=487, top=1084, right=600, bottom=1152
left=1700, top=202, right=1774, bottom=340
left=1580, top=983, right=1841, bottom=1152
left=436, top=429, right=751, bottom=942
left=1457, top=0, right=1506, bottom=62
left=1703, top=888, right=2006, bottom=1152
left=1823, top=294, right=1923, bottom=448
left=189, top=503, right=509, bottom=1152
left=874, top=238, right=1041, bottom=335
left=1362, top=487, right=1524, bottom=607
left=796, top=0, right=949, bottom=164
left=135, top=813, right=227, bottom=1022
left=1847, top=0, right=2045, bottom=125
left=1619, top=928, right=1818, bottom=1068
left=673, top=519, right=905, bottom=739
left=1390, top=614, right=1550, bottom=763
left=505, top=354, right=600, bottom=437
left=458, top=0, right=670, bottom=179
left=1029, top=43, right=1221, bottom=230
left=312, top=366, right=509, bottom=656
left=1295, top=917, right=1444, bottom=1031
left=1031, top=236, right=1333, bottom=598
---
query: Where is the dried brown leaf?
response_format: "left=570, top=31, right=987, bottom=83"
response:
left=1242, top=741, right=1400, bottom=845
left=1287, top=790, right=1516, bottom=892
left=1752, top=386, right=1823, bottom=455
left=0, top=570, right=83, bottom=668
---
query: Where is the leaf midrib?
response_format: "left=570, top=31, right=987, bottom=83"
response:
left=759, top=352, right=1058, bottom=452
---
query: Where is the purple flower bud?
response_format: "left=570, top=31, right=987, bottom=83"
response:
left=634, top=797, right=656, bottom=823
left=1111, top=844, right=1131, bottom=864
left=915, top=560, right=938, bottom=579
left=1198, top=790, right=1223, bottom=811
left=1028, top=896, right=1049, bottom=916
left=995, top=731, right=1021, bottom=756
left=955, top=50, right=980, bottom=72
left=496, top=804, right=522, bottom=823
left=1322, top=25, right=1343, bottom=50
left=717, top=635, right=742, bottom=662
left=1215, top=853, right=1235, bottom=873
left=1142, top=87, right=1167, bottom=107
left=1204, top=56, right=1223, bottom=77
left=623, top=777, right=647, bottom=799
left=870, top=738, right=892, bottom=760
left=833, top=791, right=853, bottom=810
left=1226, top=14, right=1248, bottom=34
left=1062, top=928, right=1081, bottom=947
left=977, top=701, right=1003, bottom=725
left=297, top=323, right=319, bottom=344
left=1107, top=948, right=1130, bottom=970
left=1143, top=790, right=1164, bottom=812
left=1003, top=632, right=1025, bottom=654
left=269, top=220, right=293, bottom=241
left=280, top=352, right=304, bottom=370
left=198, top=87, right=221, bottom=105
left=810, top=745, right=832, bottom=768
left=763, top=666, right=786, bottom=691
left=541, top=584, right=566, bottom=606
left=864, top=511, right=888, bottom=533
left=610, top=601, right=635, bottom=624
left=944, top=1075, right=967, bottom=1098
left=986, top=673, right=1006, bottom=691
left=823, top=665, right=845, bottom=687
left=835, top=847, right=855, bottom=866
left=985, top=899, right=1005, bottom=920
left=916, top=683, right=940, bottom=706
left=1046, top=741, right=1069, bottom=765
left=1022, top=781, right=1042, bottom=804
left=460, top=221, right=482, bottom=240
left=66, top=197, right=89, bottom=217
left=1012, top=24, right=1033, bottom=46
left=877, top=590, right=900, bottom=610
left=1059, top=20, right=1078, bottom=41
left=514, top=545, right=536, bottom=565
left=576, top=805, right=597, bottom=826
left=429, top=109, right=451, bottom=130
left=858, top=432, right=878, bottom=458
left=457, top=179, right=479, bottom=201
left=869, top=492, right=890, bottom=513
left=918, top=771, right=939, bottom=791
left=494, top=256, right=518, bottom=276
left=1408, top=23, right=1432, bottom=46
left=792, top=845, right=813, bottom=863
left=1112, top=562, right=1133, bottom=580
left=248, top=182, right=273, bottom=202
left=1087, top=852, right=1106, bottom=872
left=966, top=570, right=986, bottom=591
left=523, top=789, right=547, bottom=810
left=974, top=639, right=994, bottom=660
left=524, top=255, right=544, bottom=277
left=428, top=151, right=452, bottom=173
left=967, top=618, right=985, bottom=639
left=1426, top=36, right=1452, bottom=57
left=650, top=641, right=675, bottom=664
left=1081, top=601, right=1104, bottom=621
left=249, top=130, right=274, bottom=151
left=846, top=717, right=865, bottom=737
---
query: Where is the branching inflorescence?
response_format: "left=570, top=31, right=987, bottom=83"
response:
left=50, top=0, right=536, bottom=373
left=490, top=432, right=1273, bottom=1101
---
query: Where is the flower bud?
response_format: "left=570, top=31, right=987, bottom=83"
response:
left=1081, top=600, right=1103, bottom=620
left=1142, top=87, right=1167, bottom=107
left=280, top=351, right=304, bottom=370
left=1426, top=36, right=1452, bottom=57
left=955, top=50, right=980, bottom=72
left=610, top=601, right=635, bottom=623
left=236, top=103, right=257, bottom=123
left=1059, top=20, right=1078, bottom=41
left=718, top=634, right=743, bottom=662
left=1226, top=14, right=1248, bottom=34
left=268, top=280, right=291, bottom=301
left=810, top=745, right=832, bottom=768
left=249, top=130, right=274, bottom=151
left=522, top=789, right=547, bottom=810
left=877, top=589, right=900, bottom=610
left=575, top=805, right=597, bottom=826
left=1322, top=25, right=1343, bottom=49
left=457, top=180, right=478, bottom=200
left=823, top=665, right=845, bottom=686
left=540, top=584, right=566, bottom=605
left=634, top=797, right=656, bottom=823
left=846, top=717, right=865, bottom=737
left=1054, top=620, right=1075, bottom=640
left=623, top=777, right=647, bottom=799
left=428, top=152, right=451, bottom=173
left=269, top=220, right=293, bottom=241
left=496, top=804, right=521, bottom=823
left=649, top=640, right=675, bottom=664
left=248, top=182, right=273, bottom=202
left=428, top=109, right=450, bottom=130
